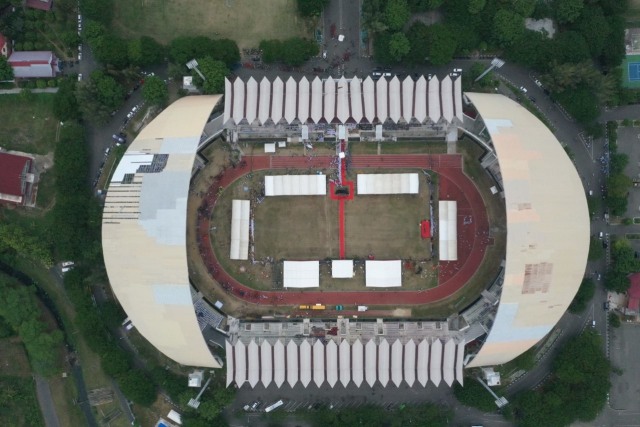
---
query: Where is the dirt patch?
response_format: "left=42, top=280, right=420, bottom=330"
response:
left=113, top=0, right=311, bottom=48
left=0, top=338, right=31, bottom=377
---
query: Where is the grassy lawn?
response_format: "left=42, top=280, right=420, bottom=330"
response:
left=0, top=338, right=32, bottom=377
left=349, top=140, right=448, bottom=155
left=35, top=171, right=56, bottom=210
left=0, top=94, right=58, bottom=155
left=112, top=0, right=311, bottom=48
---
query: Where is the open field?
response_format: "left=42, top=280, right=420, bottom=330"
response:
left=113, top=0, right=311, bottom=48
left=0, top=338, right=31, bottom=377
left=0, top=94, right=58, bottom=155
left=0, top=375, right=44, bottom=427
left=628, top=0, right=640, bottom=22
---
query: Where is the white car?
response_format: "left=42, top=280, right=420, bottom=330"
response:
left=61, top=261, right=74, bottom=267
left=519, top=86, right=528, bottom=94
left=78, top=51, right=82, bottom=61
left=77, top=73, right=82, bottom=81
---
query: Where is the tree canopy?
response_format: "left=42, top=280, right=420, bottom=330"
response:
left=169, top=36, right=239, bottom=67
left=259, top=38, right=318, bottom=66
left=128, top=36, right=165, bottom=67
left=0, top=56, right=13, bottom=81
left=193, top=57, right=228, bottom=94
left=76, top=71, right=125, bottom=124
left=492, top=9, right=524, bottom=47
left=568, top=278, right=596, bottom=313
left=388, top=32, right=410, bottom=62
left=385, top=0, right=411, bottom=31
left=426, top=24, right=457, bottom=65
left=142, top=76, right=168, bottom=107
left=296, top=0, right=329, bottom=17
left=605, top=239, right=640, bottom=292
left=53, top=78, right=80, bottom=122
left=554, top=0, right=584, bottom=24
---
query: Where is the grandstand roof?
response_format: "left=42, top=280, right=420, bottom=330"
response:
left=466, top=93, right=589, bottom=368
left=223, top=75, right=462, bottom=126
left=102, top=95, right=223, bottom=369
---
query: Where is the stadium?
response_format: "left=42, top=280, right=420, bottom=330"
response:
left=102, top=73, right=589, bottom=390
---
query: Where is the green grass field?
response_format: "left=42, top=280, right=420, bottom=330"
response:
left=112, top=0, right=310, bottom=48
left=0, top=94, right=58, bottom=155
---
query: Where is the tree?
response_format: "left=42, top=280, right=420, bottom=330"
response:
left=407, top=22, right=429, bottom=63
left=280, top=38, right=318, bottom=66
left=600, top=15, right=626, bottom=69
left=91, top=34, right=129, bottom=69
left=575, top=7, right=610, bottom=58
left=554, top=0, right=584, bottom=24
left=550, top=31, right=591, bottom=64
left=0, top=56, right=13, bottom=81
left=388, top=32, right=410, bottom=62
left=604, top=239, right=640, bottom=292
left=142, top=76, right=168, bottom=107
left=210, top=38, right=240, bottom=67
left=259, top=39, right=283, bottom=63
left=453, top=380, right=497, bottom=412
left=169, top=36, right=214, bottom=65
left=510, top=0, right=536, bottom=17
left=554, top=86, right=599, bottom=126
left=408, top=0, right=443, bottom=11
left=492, top=9, right=524, bottom=47
left=569, top=278, right=596, bottom=313
left=427, top=24, right=457, bottom=65
left=53, top=78, right=80, bottom=121
left=128, top=36, right=165, bottom=67
left=507, top=31, right=553, bottom=71
left=194, top=57, right=228, bottom=94
left=76, top=71, right=125, bottom=123
left=610, top=153, right=629, bottom=175
left=609, top=312, right=621, bottom=328
left=198, top=387, right=235, bottom=420
left=385, top=0, right=411, bottom=31
left=296, top=0, right=329, bottom=17
left=101, top=348, right=131, bottom=377
left=373, top=32, right=395, bottom=65
left=79, top=0, right=114, bottom=24
left=118, top=370, right=157, bottom=406
left=468, top=0, right=486, bottom=14
left=588, top=238, right=605, bottom=261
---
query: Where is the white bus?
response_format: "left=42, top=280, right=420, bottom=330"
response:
left=264, top=400, right=284, bottom=413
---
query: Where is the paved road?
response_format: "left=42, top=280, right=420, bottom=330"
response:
left=35, top=375, right=61, bottom=427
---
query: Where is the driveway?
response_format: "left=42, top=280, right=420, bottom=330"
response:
left=35, top=375, right=61, bottom=427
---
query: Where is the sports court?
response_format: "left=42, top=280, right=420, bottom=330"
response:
left=622, top=55, right=640, bottom=88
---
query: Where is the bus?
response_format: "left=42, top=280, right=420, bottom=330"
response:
left=264, top=400, right=284, bottom=413
left=311, top=304, right=326, bottom=310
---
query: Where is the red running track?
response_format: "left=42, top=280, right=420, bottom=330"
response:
left=196, top=154, right=490, bottom=306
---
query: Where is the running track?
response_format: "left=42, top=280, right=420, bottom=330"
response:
left=196, top=154, right=490, bottom=306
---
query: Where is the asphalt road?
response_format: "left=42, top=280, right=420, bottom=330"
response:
left=35, top=375, right=61, bottom=427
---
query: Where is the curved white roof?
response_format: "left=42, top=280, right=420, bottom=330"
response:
left=102, top=95, right=222, bottom=369
left=466, top=93, right=589, bottom=367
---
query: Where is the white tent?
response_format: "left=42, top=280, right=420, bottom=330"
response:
left=453, top=76, right=463, bottom=122
left=441, top=75, right=454, bottom=123
left=283, top=261, right=319, bottom=288
left=363, top=77, right=376, bottom=123
left=428, top=76, right=440, bottom=123
left=311, top=77, right=323, bottom=123
left=414, top=76, right=427, bottom=123
left=299, top=340, right=311, bottom=387
left=376, top=78, right=388, bottom=122
left=271, top=77, right=284, bottom=123
left=258, top=77, right=271, bottom=124
left=456, top=340, right=465, bottom=386
left=298, top=77, right=310, bottom=123
left=443, top=339, right=456, bottom=386
left=365, top=339, right=377, bottom=387
left=223, top=78, right=232, bottom=124
left=235, top=340, right=246, bottom=385
left=389, top=76, right=401, bottom=123
left=430, top=339, right=442, bottom=387
left=350, top=77, right=363, bottom=123
left=404, top=339, right=416, bottom=387
left=287, top=340, right=299, bottom=388
left=352, top=339, right=364, bottom=387
left=274, top=340, right=285, bottom=388
left=357, top=173, right=419, bottom=195
left=326, top=340, right=338, bottom=387
left=339, top=340, right=351, bottom=387
left=261, top=340, right=273, bottom=388
left=285, top=76, right=297, bottom=124
left=391, top=339, right=403, bottom=387
left=245, top=77, right=258, bottom=124
left=378, top=339, right=390, bottom=387
left=247, top=340, right=259, bottom=388
left=229, top=200, right=250, bottom=260
left=313, top=339, right=325, bottom=387
left=438, top=201, right=458, bottom=261
left=324, top=77, right=335, bottom=122
left=336, top=77, right=350, bottom=124
left=232, top=78, right=245, bottom=124
left=402, top=76, right=414, bottom=122
left=226, top=340, right=234, bottom=387
left=417, top=339, right=429, bottom=387
left=366, top=260, right=402, bottom=287
left=332, top=260, right=354, bottom=278
left=264, top=175, right=326, bottom=196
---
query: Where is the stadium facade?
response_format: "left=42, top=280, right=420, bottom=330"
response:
left=101, top=74, right=588, bottom=383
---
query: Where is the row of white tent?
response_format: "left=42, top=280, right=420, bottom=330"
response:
left=438, top=201, right=458, bottom=261
left=230, top=200, right=250, bottom=260
left=223, top=75, right=463, bottom=126
left=226, top=338, right=465, bottom=389
left=284, top=260, right=402, bottom=288
left=264, top=174, right=420, bottom=197
left=357, top=173, right=419, bottom=195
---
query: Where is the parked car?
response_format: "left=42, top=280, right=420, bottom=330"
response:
left=112, top=134, right=125, bottom=144
left=77, top=73, right=82, bottom=81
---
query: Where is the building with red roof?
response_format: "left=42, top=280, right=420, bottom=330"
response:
left=25, top=0, right=54, bottom=11
left=0, top=33, right=11, bottom=58
left=8, top=51, right=59, bottom=79
left=627, top=272, right=640, bottom=314
left=0, top=152, right=37, bottom=206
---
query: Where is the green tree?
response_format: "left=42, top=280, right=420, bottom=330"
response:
left=575, top=7, right=610, bottom=58
left=296, top=0, right=329, bottom=17
left=101, top=348, right=131, bottom=377
left=609, top=312, right=621, bottom=328
left=510, top=0, right=536, bottom=17
left=79, top=0, right=114, bottom=24
left=607, top=173, right=632, bottom=200
left=468, top=0, right=486, bottom=14
left=554, top=0, right=584, bottom=24
left=604, top=239, right=640, bottom=292
left=569, top=278, right=596, bottom=313
left=118, top=370, right=157, bottom=406
left=76, top=71, right=125, bottom=123
left=610, top=153, right=629, bottom=175
left=0, top=55, right=13, bottom=81
left=53, top=78, right=80, bottom=121
left=259, top=39, right=283, bottom=63
left=385, top=0, right=411, bottom=31
left=169, top=36, right=213, bottom=65
left=600, top=15, right=626, bottom=69
left=373, top=32, right=394, bottom=64
left=128, top=36, right=165, bottom=67
left=210, top=38, right=240, bottom=67
left=492, top=9, right=524, bottom=47
left=554, top=85, right=599, bottom=126
left=280, top=37, right=318, bottom=66
left=388, top=32, right=410, bottom=62
left=427, top=24, right=457, bottom=65
left=194, top=57, right=228, bottom=94
left=91, top=34, right=129, bottom=69
left=453, top=380, right=497, bottom=412
left=550, top=31, right=591, bottom=64
left=142, top=76, right=168, bottom=107
left=588, top=238, right=605, bottom=261
left=407, top=22, right=430, bottom=63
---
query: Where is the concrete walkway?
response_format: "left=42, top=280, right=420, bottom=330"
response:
left=0, top=88, right=59, bottom=94
left=35, top=375, right=61, bottom=427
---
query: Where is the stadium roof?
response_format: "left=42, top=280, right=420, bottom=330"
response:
left=466, top=93, right=589, bottom=368
left=224, top=75, right=463, bottom=125
left=102, top=95, right=223, bottom=369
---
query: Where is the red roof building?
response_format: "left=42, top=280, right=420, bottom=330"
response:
left=0, top=152, right=36, bottom=206
left=0, top=33, right=11, bottom=58
left=627, top=273, right=640, bottom=313
left=25, top=0, right=54, bottom=11
left=8, top=51, right=59, bottom=79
